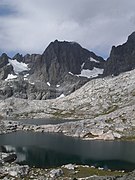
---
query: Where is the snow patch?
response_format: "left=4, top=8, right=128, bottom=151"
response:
left=47, top=82, right=50, bottom=86
left=29, top=82, right=35, bottom=85
left=68, top=72, right=74, bottom=75
left=81, top=63, right=85, bottom=69
left=90, top=57, right=99, bottom=63
left=5, top=74, right=17, bottom=81
left=24, top=74, right=29, bottom=78
left=56, top=94, right=65, bottom=99
left=78, top=67, right=104, bottom=78
left=8, top=59, right=29, bottom=74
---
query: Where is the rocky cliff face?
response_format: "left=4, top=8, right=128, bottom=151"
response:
left=104, top=31, right=135, bottom=76
left=0, top=40, right=105, bottom=100
left=1, top=31, right=135, bottom=100
left=34, top=40, right=105, bottom=84
left=0, top=54, right=14, bottom=80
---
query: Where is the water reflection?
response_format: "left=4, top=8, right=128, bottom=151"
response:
left=0, top=131, right=135, bottom=170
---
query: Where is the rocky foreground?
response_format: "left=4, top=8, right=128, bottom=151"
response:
left=0, top=151, right=135, bottom=180
left=1, top=68, right=135, bottom=140
left=0, top=151, right=130, bottom=180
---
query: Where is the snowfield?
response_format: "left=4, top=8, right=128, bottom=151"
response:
left=78, top=67, right=104, bottom=78
left=8, top=59, right=29, bottom=74
left=89, top=57, right=100, bottom=63
left=56, top=93, right=65, bottom=99
left=47, top=82, right=51, bottom=86
left=5, top=74, right=18, bottom=81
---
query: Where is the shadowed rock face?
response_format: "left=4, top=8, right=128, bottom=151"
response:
left=104, top=31, right=135, bottom=76
left=3, top=153, right=17, bottom=163
left=0, top=65, right=13, bottom=80
left=0, top=53, right=9, bottom=68
left=2, top=30, right=135, bottom=100
left=12, top=40, right=105, bottom=84
left=0, top=40, right=105, bottom=100
left=30, top=40, right=105, bottom=84
left=0, top=53, right=14, bottom=80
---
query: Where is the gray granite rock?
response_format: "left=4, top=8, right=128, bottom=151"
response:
left=104, top=31, right=135, bottom=76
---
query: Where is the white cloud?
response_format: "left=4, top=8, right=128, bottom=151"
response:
left=0, top=0, right=135, bottom=58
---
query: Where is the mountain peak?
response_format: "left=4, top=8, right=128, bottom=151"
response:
left=13, top=53, right=23, bottom=62
left=47, top=39, right=82, bottom=50
left=127, top=31, right=135, bottom=44
left=104, top=31, right=135, bottom=76
left=41, top=40, right=104, bottom=80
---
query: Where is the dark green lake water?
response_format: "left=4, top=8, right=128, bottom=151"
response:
left=10, top=118, right=77, bottom=125
left=0, top=131, right=135, bottom=171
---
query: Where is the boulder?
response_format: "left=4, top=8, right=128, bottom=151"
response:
left=7, top=164, right=29, bottom=178
left=3, top=153, right=17, bottom=163
left=49, top=168, right=63, bottom=178
left=63, top=164, right=75, bottom=170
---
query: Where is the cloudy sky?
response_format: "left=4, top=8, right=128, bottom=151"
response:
left=0, top=0, right=135, bottom=58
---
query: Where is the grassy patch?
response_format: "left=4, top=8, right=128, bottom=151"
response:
left=61, top=166, right=125, bottom=179
left=9, top=165, right=125, bottom=179
left=76, top=166, right=124, bottom=177
left=131, top=90, right=135, bottom=96
left=52, top=109, right=76, bottom=118
left=100, top=105, right=118, bottom=116
left=120, top=136, right=135, bottom=141
left=93, top=105, right=119, bottom=118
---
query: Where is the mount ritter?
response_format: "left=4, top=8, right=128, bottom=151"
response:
left=0, top=31, right=135, bottom=100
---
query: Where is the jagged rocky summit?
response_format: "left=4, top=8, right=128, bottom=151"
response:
left=1, top=31, right=135, bottom=100
left=104, top=31, right=135, bottom=76
left=0, top=40, right=105, bottom=100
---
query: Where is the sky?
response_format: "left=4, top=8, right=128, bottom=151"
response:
left=0, top=0, right=135, bottom=58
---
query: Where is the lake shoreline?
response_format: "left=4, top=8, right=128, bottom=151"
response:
left=1, top=119, right=135, bottom=179
left=0, top=149, right=135, bottom=180
left=1, top=118, right=134, bottom=141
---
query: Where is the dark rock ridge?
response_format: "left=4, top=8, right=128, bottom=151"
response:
left=33, top=40, right=105, bottom=84
left=0, top=40, right=105, bottom=100
left=1, top=31, right=135, bottom=100
left=104, top=31, right=135, bottom=76
left=0, top=53, right=9, bottom=68
left=0, top=53, right=14, bottom=80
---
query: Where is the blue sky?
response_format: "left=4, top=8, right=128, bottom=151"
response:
left=0, top=0, right=135, bottom=59
left=0, top=4, right=15, bottom=16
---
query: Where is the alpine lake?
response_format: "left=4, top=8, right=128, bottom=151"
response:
left=0, top=118, right=135, bottom=172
